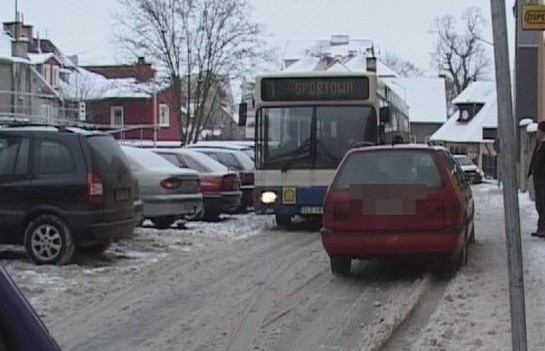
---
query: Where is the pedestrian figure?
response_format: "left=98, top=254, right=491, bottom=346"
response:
left=529, top=121, right=545, bottom=237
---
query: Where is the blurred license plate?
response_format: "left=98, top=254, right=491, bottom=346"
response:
left=115, top=189, right=131, bottom=202
left=300, top=206, right=323, bottom=215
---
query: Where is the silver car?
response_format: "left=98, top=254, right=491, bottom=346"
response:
left=121, top=146, right=203, bottom=229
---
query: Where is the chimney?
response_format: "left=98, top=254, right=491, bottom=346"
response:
left=11, top=37, right=29, bottom=58
left=3, top=21, right=24, bottom=39
left=330, top=34, right=349, bottom=46
left=135, top=57, right=154, bottom=82
left=22, top=24, right=33, bottom=40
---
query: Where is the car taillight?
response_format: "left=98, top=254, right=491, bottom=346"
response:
left=87, top=172, right=104, bottom=205
left=241, top=172, right=254, bottom=185
left=222, top=174, right=240, bottom=191
left=160, top=178, right=183, bottom=189
left=323, top=198, right=349, bottom=224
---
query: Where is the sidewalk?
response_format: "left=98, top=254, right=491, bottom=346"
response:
left=407, top=182, right=545, bottom=351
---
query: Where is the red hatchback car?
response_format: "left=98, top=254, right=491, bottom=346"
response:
left=321, top=144, right=475, bottom=275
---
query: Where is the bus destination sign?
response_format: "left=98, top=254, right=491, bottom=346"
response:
left=261, top=76, right=369, bottom=101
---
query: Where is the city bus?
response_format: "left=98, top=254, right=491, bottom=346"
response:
left=242, top=59, right=410, bottom=226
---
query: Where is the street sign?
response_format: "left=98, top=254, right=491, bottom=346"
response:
left=522, top=4, right=545, bottom=30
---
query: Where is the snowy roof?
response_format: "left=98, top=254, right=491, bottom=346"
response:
left=452, top=80, right=496, bottom=104
left=0, top=31, right=11, bottom=58
left=27, top=52, right=58, bottom=64
left=0, top=31, right=32, bottom=64
left=385, top=78, right=447, bottom=124
left=60, top=67, right=155, bottom=100
left=283, top=37, right=374, bottom=61
left=281, top=35, right=397, bottom=77
left=430, top=81, right=497, bottom=143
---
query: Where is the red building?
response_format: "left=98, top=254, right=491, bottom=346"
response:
left=81, top=57, right=184, bottom=145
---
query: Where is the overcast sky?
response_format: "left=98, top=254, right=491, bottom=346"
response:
left=1, top=0, right=516, bottom=74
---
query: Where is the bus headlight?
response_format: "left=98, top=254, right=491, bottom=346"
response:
left=261, top=191, right=278, bottom=204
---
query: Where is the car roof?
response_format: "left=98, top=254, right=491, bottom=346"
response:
left=121, top=146, right=200, bottom=175
left=186, top=147, right=255, bottom=169
left=185, top=141, right=252, bottom=150
left=349, top=143, right=448, bottom=154
left=0, top=124, right=107, bottom=136
left=153, top=148, right=230, bottom=172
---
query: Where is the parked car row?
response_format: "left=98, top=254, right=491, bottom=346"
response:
left=0, top=125, right=256, bottom=266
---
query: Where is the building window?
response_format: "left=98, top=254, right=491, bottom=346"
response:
left=159, top=104, right=170, bottom=127
left=110, top=106, right=124, bottom=127
left=52, top=66, right=60, bottom=88
left=456, top=103, right=484, bottom=123
left=42, top=64, right=51, bottom=85
left=41, top=104, right=50, bottom=121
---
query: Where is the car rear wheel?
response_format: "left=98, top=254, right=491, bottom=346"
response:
left=203, top=209, right=221, bottom=221
left=150, top=216, right=177, bottom=229
left=186, top=208, right=204, bottom=221
left=330, top=256, right=351, bottom=275
left=24, top=215, right=75, bottom=265
left=469, top=225, right=476, bottom=244
left=275, top=214, right=292, bottom=227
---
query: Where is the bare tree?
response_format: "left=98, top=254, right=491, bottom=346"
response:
left=114, top=0, right=273, bottom=143
left=380, top=51, right=425, bottom=78
left=430, top=7, right=492, bottom=110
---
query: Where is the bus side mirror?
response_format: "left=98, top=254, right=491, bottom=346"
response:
left=238, top=102, right=248, bottom=126
left=379, top=107, right=391, bottom=123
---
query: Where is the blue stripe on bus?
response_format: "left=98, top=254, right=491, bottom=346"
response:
left=254, top=185, right=328, bottom=215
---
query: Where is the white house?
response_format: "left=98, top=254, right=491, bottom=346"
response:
left=430, top=81, right=498, bottom=176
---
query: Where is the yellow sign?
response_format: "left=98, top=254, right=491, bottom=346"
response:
left=522, top=4, right=545, bottom=30
left=282, top=187, right=296, bottom=204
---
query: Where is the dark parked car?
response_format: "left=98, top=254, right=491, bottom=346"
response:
left=0, top=264, right=61, bottom=350
left=0, top=125, right=140, bottom=265
left=153, top=148, right=242, bottom=220
left=321, top=144, right=475, bottom=275
left=453, top=154, right=484, bottom=184
left=185, top=147, right=255, bottom=211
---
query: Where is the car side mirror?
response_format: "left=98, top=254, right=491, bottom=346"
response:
left=238, top=103, right=248, bottom=126
left=379, top=106, right=391, bottom=124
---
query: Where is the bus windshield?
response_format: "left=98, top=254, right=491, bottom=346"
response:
left=256, top=105, right=376, bottom=170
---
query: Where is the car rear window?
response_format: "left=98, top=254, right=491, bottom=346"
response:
left=87, top=135, right=132, bottom=175
left=333, top=150, right=443, bottom=190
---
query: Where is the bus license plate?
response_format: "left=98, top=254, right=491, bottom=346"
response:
left=300, top=206, right=323, bottom=215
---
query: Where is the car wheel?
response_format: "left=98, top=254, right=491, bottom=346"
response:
left=24, top=215, right=75, bottom=265
left=469, top=225, right=476, bottom=244
left=77, top=240, right=112, bottom=255
left=150, top=216, right=177, bottom=229
left=275, top=214, right=292, bottom=227
left=186, top=208, right=205, bottom=221
left=330, top=256, right=351, bottom=275
left=203, top=209, right=221, bottom=221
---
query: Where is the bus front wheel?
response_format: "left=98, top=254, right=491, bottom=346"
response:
left=275, top=214, right=292, bottom=227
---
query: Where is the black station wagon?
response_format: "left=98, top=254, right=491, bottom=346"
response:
left=0, top=125, right=140, bottom=265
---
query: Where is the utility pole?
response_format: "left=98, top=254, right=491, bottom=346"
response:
left=490, top=1, right=527, bottom=350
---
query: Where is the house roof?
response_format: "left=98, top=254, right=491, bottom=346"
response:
left=430, top=81, right=497, bottom=143
left=27, top=52, right=60, bottom=65
left=385, top=78, right=447, bottom=124
left=60, top=67, right=155, bottom=100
